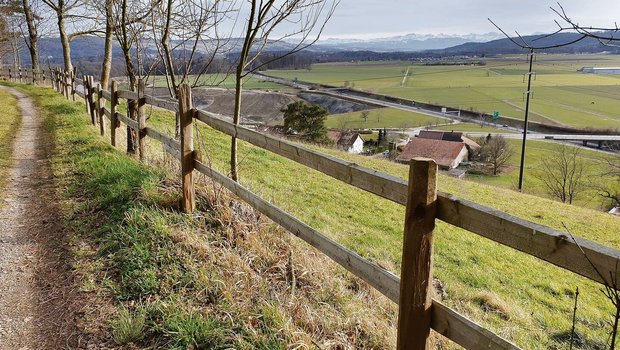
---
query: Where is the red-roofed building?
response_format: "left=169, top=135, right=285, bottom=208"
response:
left=396, top=138, right=468, bottom=169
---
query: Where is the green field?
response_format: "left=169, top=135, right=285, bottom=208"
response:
left=326, top=107, right=445, bottom=129
left=149, top=74, right=285, bottom=90
left=136, top=100, right=620, bottom=348
left=266, top=55, right=620, bottom=130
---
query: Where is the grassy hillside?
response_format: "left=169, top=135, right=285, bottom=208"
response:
left=10, top=84, right=401, bottom=349
left=10, top=82, right=620, bottom=348
left=142, top=105, right=619, bottom=348
left=465, top=138, right=616, bottom=209
left=0, top=89, right=21, bottom=199
left=266, top=55, right=620, bottom=130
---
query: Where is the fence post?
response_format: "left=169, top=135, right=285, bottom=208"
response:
left=178, top=83, right=195, bottom=213
left=56, top=69, right=61, bottom=93
left=97, top=83, right=106, bottom=136
left=397, top=157, right=438, bottom=350
left=110, top=80, right=118, bottom=147
left=137, top=78, right=147, bottom=161
left=83, top=75, right=90, bottom=115
left=88, top=76, right=97, bottom=125
left=71, top=67, right=77, bottom=101
left=64, top=70, right=70, bottom=99
left=18, top=66, right=22, bottom=83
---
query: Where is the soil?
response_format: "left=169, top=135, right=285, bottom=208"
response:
left=0, top=86, right=78, bottom=349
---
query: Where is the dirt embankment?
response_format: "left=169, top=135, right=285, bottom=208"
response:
left=298, top=92, right=373, bottom=115
left=192, top=88, right=299, bottom=126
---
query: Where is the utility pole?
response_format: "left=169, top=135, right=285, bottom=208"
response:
left=518, top=49, right=534, bottom=192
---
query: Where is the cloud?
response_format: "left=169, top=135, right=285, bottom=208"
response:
left=321, top=0, right=620, bottom=38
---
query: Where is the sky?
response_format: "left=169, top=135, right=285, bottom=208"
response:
left=319, top=0, right=620, bottom=39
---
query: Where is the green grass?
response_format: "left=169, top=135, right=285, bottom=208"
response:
left=142, top=101, right=620, bottom=348
left=12, top=82, right=620, bottom=348
left=266, top=55, right=620, bottom=130
left=0, top=88, right=21, bottom=199
left=326, top=107, right=445, bottom=129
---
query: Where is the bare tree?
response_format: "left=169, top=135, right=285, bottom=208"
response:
left=43, top=0, right=103, bottom=72
left=21, top=0, right=43, bottom=72
left=229, top=0, right=338, bottom=181
left=150, top=0, right=232, bottom=135
left=535, top=144, right=587, bottom=204
left=597, top=157, right=620, bottom=210
left=0, top=1, right=24, bottom=69
left=481, top=135, right=513, bottom=176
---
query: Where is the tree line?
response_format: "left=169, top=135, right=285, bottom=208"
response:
left=0, top=0, right=338, bottom=180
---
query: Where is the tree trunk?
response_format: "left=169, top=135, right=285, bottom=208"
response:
left=57, top=9, right=73, bottom=72
left=22, top=0, right=40, bottom=72
left=230, top=70, right=243, bottom=181
left=119, top=0, right=137, bottom=155
left=100, top=0, right=113, bottom=89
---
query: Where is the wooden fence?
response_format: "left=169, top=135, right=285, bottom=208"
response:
left=4, top=69, right=620, bottom=349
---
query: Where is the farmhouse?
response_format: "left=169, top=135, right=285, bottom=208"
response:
left=327, top=131, right=365, bottom=154
left=396, top=138, right=468, bottom=169
left=418, top=130, right=481, bottom=153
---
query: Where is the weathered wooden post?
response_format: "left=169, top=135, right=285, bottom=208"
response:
left=18, top=66, right=22, bottom=83
left=71, top=67, right=77, bottom=101
left=97, top=83, right=106, bottom=135
left=83, top=75, right=90, bottom=115
left=56, top=69, right=61, bottom=93
left=397, top=157, right=438, bottom=350
left=8, top=68, right=12, bottom=82
left=88, top=76, right=97, bottom=125
left=110, top=80, right=119, bottom=147
left=137, top=78, right=147, bottom=161
left=64, top=70, right=70, bottom=99
left=178, top=83, right=195, bottom=213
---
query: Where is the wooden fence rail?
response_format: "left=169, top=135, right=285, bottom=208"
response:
left=4, top=71, right=620, bottom=350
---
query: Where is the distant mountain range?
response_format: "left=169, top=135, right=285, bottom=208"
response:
left=312, top=32, right=503, bottom=52
left=21, top=31, right=620, bottom=67
left=431, top=31, right=620, bottom=55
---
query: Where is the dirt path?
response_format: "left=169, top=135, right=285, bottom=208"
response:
left=0, top=86, right=77, bottom=349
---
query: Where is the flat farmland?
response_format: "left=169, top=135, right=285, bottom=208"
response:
left=266, top=55, right=620, bottom=130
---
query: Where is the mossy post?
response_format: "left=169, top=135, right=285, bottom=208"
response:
left=397, top=157, right=437, bottom=350
left=137, top=78, right=147, bottom=161
left=179, top=83, right=195, bottom=213
left=110, top=80, right=118, bottom=147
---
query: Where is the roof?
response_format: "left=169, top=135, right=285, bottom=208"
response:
left=328, top=131, right=361, bottom=148
left=418, top=130, right=464, bottom=142
left=461, top=136, right=481, bottom=151
left=396, top=138, right=466, bottom=167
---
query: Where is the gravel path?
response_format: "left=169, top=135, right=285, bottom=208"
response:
left=0, top=86, right=77, bottom=349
